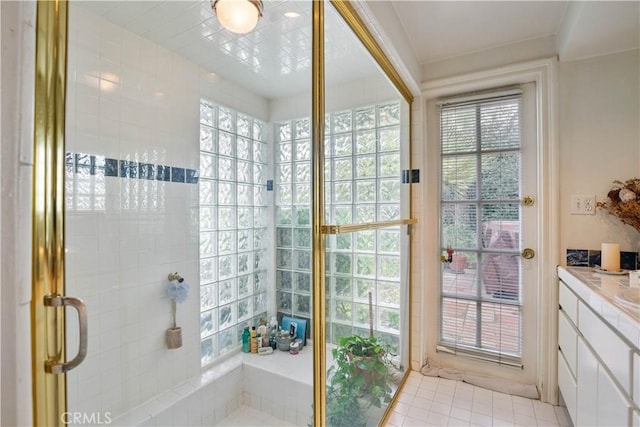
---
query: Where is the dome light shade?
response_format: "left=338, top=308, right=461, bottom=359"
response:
left=213, top=0, right=263, bottom=34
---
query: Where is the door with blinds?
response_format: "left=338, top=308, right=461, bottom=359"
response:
left=437, top=84, right=538, bottom=378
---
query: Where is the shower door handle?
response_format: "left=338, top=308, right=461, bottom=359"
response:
left=43, top=294, right=88, bottom=374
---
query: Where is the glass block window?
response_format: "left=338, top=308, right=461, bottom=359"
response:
left=275, top=101, right=402, bottom=345
left=199, top=100, right=268, bottom=366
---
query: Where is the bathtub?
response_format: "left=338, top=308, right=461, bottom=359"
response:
left=110, top=343, right=321, bottom=426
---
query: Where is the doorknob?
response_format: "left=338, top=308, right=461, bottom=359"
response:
left=43, top=294, right=88, bottom=374
left=523, top=196, right=534, bottom=206
left=521, top=248, right=535, bottom=259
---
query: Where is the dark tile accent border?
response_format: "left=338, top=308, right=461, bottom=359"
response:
left=105, top=158, right=118, bottom=177
left=566, top=249, right=588, bottom=266
left=186, top=169, right=199, bottom=184
left=157, top=165, right=171, bottom=181
left=267, top=180, right=273, bottom=191
left=567, top=248, right=639, bottom=270
left=171, top=167, right=185, bottom=183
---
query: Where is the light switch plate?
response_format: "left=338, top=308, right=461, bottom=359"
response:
left=571, top=195, right=596, bottom=215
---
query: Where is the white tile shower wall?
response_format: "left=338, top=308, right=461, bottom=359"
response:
left=65, top=4, right=268, bottom=419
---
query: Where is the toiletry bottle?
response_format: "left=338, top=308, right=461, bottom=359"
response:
left=250, top=326, right=258, bottom=354
left=242, top=325, right=250, bottom=353
left=257, top=319, right=268, bottom=347
left=257, top=333, right=263, bottom=350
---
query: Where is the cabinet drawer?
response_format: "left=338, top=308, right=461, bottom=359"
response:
left=634, top=352, right=640, bottom=408
left=558, top=350, right=577, bottom=424
left=559, top=281, right=578, bottom=325
left=558, top=310, right=577, bottom=376
left=579, top=302, right=632, bottom=395
left=598, top=364, right=631, bottom=427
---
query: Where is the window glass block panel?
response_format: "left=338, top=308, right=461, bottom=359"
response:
left=379, top=127, right=400, bottom=152
left=200, top=153, right=216, bottom=178
left=480, top=303, right=521, bottom=354
left=219, top=303, right=236, bottom=330
left=334, top=134, right=352, bottom=157
left=295, top=295, right=311, bottom=315
left=356, top=230, right=375, bottom=252
left=237, top=114, right=251, bottom=137
left=356, top=181, right=376, bottom=203
left=218, top=157, right=235, bottom=181
left=238, top=297, right=253, bottom=322
left=237, top=184, right=252, bottom=206
left=237, top=230, right=252, bottom=252
left=379, top=229, right=400, bottom=253
left=253, top=121, right=264, bottom=142
left=254, top=207, right=267, bottom=227
left=295, top=140, right=310, bottom=161
left=441, top=203, right=478, bottom=249
left=200, top=231, right=217, bottom=257
left=237, top=137, right=251, bottom=160
left=356, top=205, right=375, bottom=223
left=355, top=106, right=375, bottom=130
left=199, top=180, right=216, bottom=206
left=218, top=255, right=237, bottom=280
left=253, top=163, right=265, bottom=184
left=295, top=250, right=311, bottom=271
left=200, top=102, right=215, bottom=126
left=200, top=284, right=217, bottom=311
left=378, top=204, right=400, bottom=221
left=253, top=228, right=266, bottom=250
left=277, top=270, right=292, bottom=290
left=278, top=291, right=292, bottom=311
left=356, top=156, right=376, bottom=178
left=238, top=274, right=252, bottom=298
left=356, top=130, right=376, bottom=154
left=201, top=309, right=217, bottom=338
left=217, top=207, right=236, bottom=230
left=441, top=297, right=477, bottom=346
left=296, top=118, right=310, bottom=139
left=278, top=123, right=292, bottom=142
left=294, top=162, right=310, bottom=183
left=254, top=250, right=267, bottom=271
left=237, top=207, right=252, bottom=229
left=336, top=234, right=352, bottom=251
left=277, top=228, right=293, bottom=247
left=355, top=303, right=373, bottom=326
left=333, top=205, right=352, bottom=225
left=334, top=253, right=352, bottom=275
left=356, top=254, right=376, bottom=277
left=237, top=160, right=251, bottom=183
left=325, top=114, right=330, bottom=135
left=379, top=103, right=400, bottom=127
left=238, top=253, right=251, bottom=275
left=277, top=206, right=292, bottom=225
left=277, top=184, right=292, bottom=204
left=200, top=257, right=217, bottom=284
left=277, top=249, right=292, bottom=269
left=333, top=110, right=352, bottom=133
left=219, top=327, right=236, bottom=355
left=481, top=152, right=520, bottom=200
left=253, top=143, right=266, bottom=165
left=334, top=301, right=353, bottom=322
left=294, top=184, right=310, bottom=204
left=295, top=272, right=311, bottom=293
left=379, top=154, right=400, bottom=177
left=278, top=164, right=292, bottom=183
left=201, top=335, right=217, bottom=366
left=200, top=127, right=216, bottom=152
left=218, top=131, right=235, bottom=157
left=377, top=281, right=399, bottom=306
left=254, top=292, right=267, bottom=314
left=379, top=308, right=400, bottom=332
left=379, top=255, right=400, bottom=279
left=334, top=182, right=352, bottom=203
left=379, top=179, right=400, bottom=202
left=218, top=107, right=234, bottom=132
left=219, top=279, right=236, bottom=305
left=334, top=158, right=352, bottom=180
left=335, top=277, right=352, bottom=298
left=294, top=228, right=311, bottom=248
left=254, top=185, right=266, bottom=206
left=356, top=279, right=375, bottom=301
left=279, top=142, right=292, bottom=162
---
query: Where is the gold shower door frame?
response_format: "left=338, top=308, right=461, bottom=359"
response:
left=31, top=1, right=414, bottom=426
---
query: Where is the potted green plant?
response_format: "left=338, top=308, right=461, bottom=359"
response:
left=326, top=335, right=395, bottom=427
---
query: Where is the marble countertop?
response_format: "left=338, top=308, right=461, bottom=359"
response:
left=558, top=266, right=640, bottom=350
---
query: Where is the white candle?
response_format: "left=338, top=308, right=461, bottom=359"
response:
left=601, top=243, right=620, bottom=272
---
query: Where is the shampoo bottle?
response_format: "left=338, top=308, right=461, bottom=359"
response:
left=242, top=325, right=250, bottom=353
left=250, top=326, right=258, bottom=354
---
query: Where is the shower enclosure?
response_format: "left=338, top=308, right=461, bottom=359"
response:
left=31, top=1, right=414, bottom=425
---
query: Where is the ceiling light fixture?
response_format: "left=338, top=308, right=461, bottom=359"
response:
left=212, top=0, right=263, bottom=34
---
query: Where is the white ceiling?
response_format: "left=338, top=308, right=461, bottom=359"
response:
left=75, top=1, right=640, bottom=99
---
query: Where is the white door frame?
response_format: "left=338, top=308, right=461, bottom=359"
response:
left=420, top=58, right=560, bottom=404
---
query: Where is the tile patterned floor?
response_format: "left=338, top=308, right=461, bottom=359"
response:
left=218, top=371, right=571, bottom=426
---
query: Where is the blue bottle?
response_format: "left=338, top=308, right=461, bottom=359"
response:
left=242, top=325, right=250, bottom=353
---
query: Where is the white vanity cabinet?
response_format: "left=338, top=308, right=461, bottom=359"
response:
left=557, top=270, right=639, bottom=427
